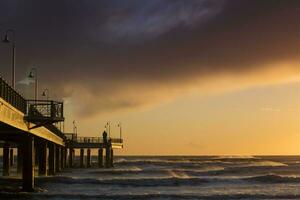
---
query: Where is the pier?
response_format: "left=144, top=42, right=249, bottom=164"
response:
left=0, top=76, right=123, bottom=191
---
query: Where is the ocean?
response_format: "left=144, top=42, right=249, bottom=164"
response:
left=1, top=156, right=300, bottom=199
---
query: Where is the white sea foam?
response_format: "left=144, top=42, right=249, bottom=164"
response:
left=238, top=161, right=287, bottom=167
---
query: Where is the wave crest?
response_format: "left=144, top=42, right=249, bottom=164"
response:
left=245, top=174, right=300, bottom=183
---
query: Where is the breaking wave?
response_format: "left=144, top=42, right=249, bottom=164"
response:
left=37, top=176, right=209, bottom=187
left=37, top=173, right=300, bottom=187
left=244, top=174, right=300, bottom=184
left=2, top=193, right=300, bottom=200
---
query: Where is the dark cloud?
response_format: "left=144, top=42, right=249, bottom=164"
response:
left=97, top=0, right=224, bottom=43
left=0, top=0, right=300, bottom=117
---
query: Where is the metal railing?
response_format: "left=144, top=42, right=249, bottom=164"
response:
left=65, top=133, right=77, bottom=141
left=26, top=100, right=64, bottom=118
left=26, top=100, right=64, bottom=122
left=65, top=134, right=123, bottom=144
left=76, top=137, right=103, bottom=143
left=0, top=76, right=26, bottom=113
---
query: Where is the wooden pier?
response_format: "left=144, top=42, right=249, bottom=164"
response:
left=0, top=76, right=123, bottom=191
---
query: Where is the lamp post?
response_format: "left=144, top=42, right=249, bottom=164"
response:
left=42, top=88, right=50, bottom=115
left=2, top=29, right=16, bottom=89
left=73, top=120, right=77, bottom=136
left=118, top=122, right=122, bottom=140
left=28, top=68, right=38, bottom=101
left=105, top=122, right=111, bottom=138
left=42, top=88, right=49, bottom=101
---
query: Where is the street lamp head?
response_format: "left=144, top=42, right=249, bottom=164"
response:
left=42, top=88, right=48, bottom=97
left=28, top=71, right=34, bottom=78
left=28, top=67, right=37, bottom=78
left=2, top=34, right=10, bottom=43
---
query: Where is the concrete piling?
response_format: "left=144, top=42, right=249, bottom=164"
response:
left=34, top=145, right=39, bottom=167
left=17, top=146, right=23, bottom=174
left=87, top=149, right=91, bottom=167
left=61, top=148, right=65, bottom=169
left=22, top=136, right=34, bottom=192
left=105, top=146, right=111, bottom=168
left=38, top=141, right=47, bottom=176
left=48, top=143, right=56, bottom=175
left=80, top=148, right=84, bottom=167
left=55, top=146, right=61, bottom=172
left=69, top=148, right=73, bottom=167
left=72, top=149, right=75, bottom=164
left=98, top=148, right=103, bottom=168
left=63, top=148, right=67, bottom=168
left=110, top=148, right=114, bottom=167
left=10, top=148, right=14, bottom=166
left=3, top=143, right=10, bottom=176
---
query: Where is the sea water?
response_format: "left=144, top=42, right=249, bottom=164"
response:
left=1, top=156, right=300, bottom=199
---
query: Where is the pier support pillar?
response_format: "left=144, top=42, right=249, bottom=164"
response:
left=10, top=148, right=14, bottom=166
left=63, top=148, right=67, bottom=168
left=38, top=141, right=47, bottom=176
left=22, top=136, right=35, bottom=192
left=55, top=146, right=61, bottom=172
left=34, top=145, right=39, bottom=167
left=3, top=143, right=10, bottom=176
left=17, top=146, right=23, bottom=174
left=87, top=149, right=91, bottom=168
left=105, top=146, right=111, bottom=168
left=72, top=149, right=75, bottom=165
left=98, top=148, right=103, bottom=168
left=80, top=149, right=84, bottom=168
left=110, top=148, right=114, bottom=167
left=69, top=148, right=73, bottom=167
left=61, top=148, right=65, bottom=169
left=48, top=143, right=56, bottom=175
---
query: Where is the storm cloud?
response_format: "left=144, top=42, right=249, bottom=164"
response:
left=0, top=0, right=300, bottom=117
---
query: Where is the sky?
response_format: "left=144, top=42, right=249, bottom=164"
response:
left=0, top=0, right=300, bottom=155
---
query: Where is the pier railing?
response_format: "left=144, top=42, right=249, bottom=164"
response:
left=65, top=133, right=77, bottom=140
left=0, top=76, right=27, bottom=113
left=65, top=135, right=104, bottom=143
left=64, top=133, right=123, bottom=144
left=25, top=100, right=64, bottom=123
left=76, top=137, right=103, bottom=143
